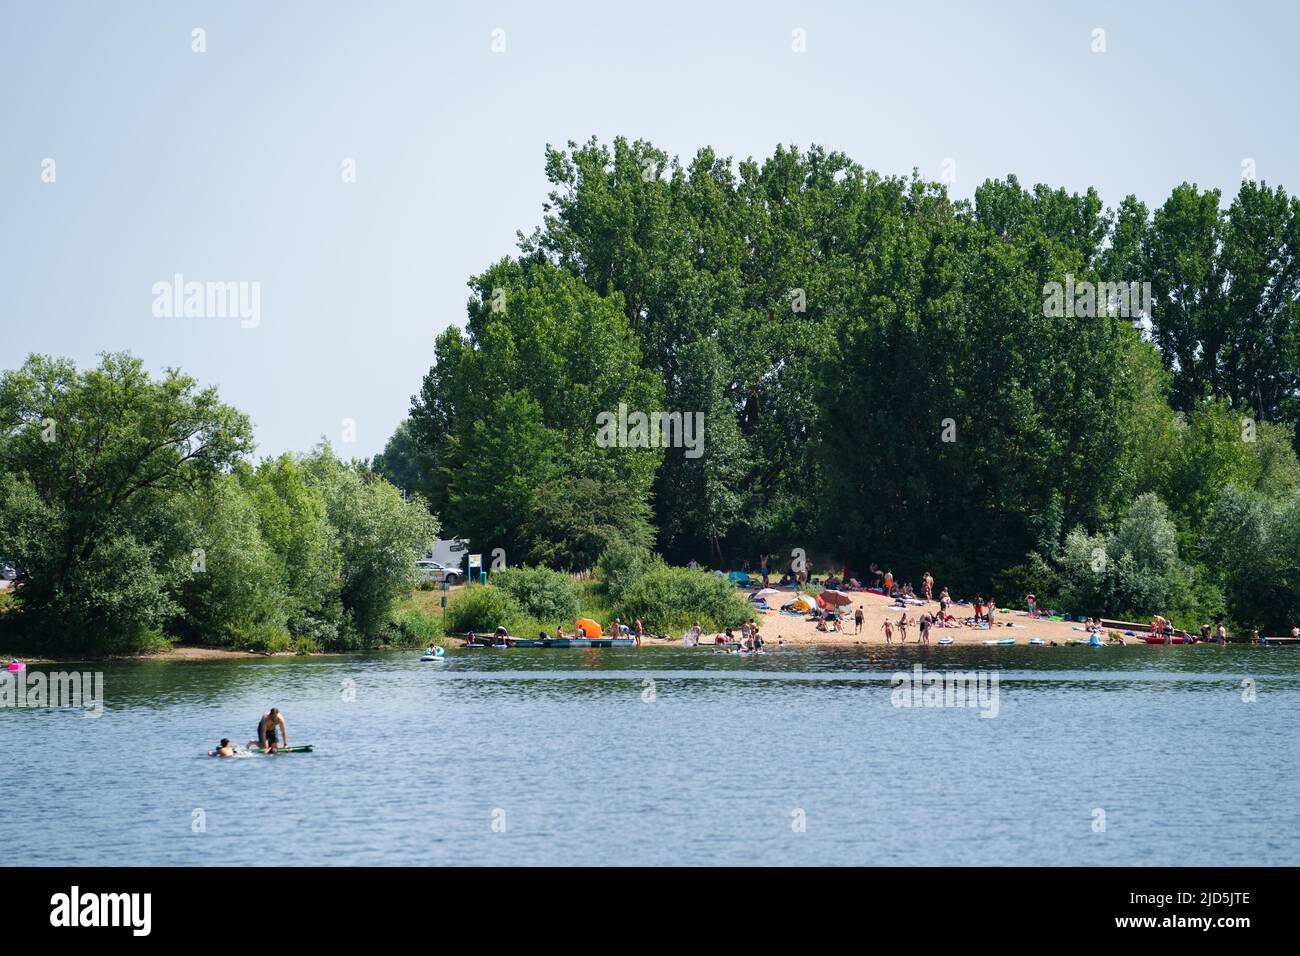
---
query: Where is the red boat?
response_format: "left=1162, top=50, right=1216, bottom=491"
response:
left=1143, top=635, right=1186, bottom=644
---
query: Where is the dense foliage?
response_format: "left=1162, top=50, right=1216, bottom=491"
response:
left=0, top=354, right=438, bottom=653
left=489, top=566, right=580, bottom=623
left=377, top=137, right=1300, bottom=633
left=611, top=559, right=752, bottom=634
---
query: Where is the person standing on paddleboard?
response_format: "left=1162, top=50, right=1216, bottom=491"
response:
left=250, top=708, right=287, bottom=753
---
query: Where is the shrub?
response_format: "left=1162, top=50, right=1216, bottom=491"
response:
left=389, top=605, right=442, bottom=645
left=294, top=635, right=321, bottom=655
left=490, top=566, right=579, bottom=624
left=229, top=622, right=292, bottom=654
left=614, top=560, right=751, bottom=633
left=597, top=539, right=650, bottom=602
left=1050, top=493, right=1221, bottom=623
left=290, top=614, right=342, bottom=650
left=444, top=585, right=526, bottom=635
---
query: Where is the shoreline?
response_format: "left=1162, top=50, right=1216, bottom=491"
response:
left=6, top=632, right=1276, bottom=666
left=5, top=587, right=1285, bottom=664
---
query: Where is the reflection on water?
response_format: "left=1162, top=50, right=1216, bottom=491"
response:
left=3, top=645, right=1297, bottom=865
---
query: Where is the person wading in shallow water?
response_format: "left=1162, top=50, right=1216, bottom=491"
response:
left=249, top=707, right=288, bottom=753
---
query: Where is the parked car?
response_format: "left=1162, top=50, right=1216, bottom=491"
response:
left=414, top=559, right=461, bottom=586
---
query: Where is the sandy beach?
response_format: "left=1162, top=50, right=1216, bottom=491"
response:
left=718, top=588, right=1115, bottom=647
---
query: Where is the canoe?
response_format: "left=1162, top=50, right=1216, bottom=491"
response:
left=1143, top=635, right=1186, bottom=644
left=1028, top=638, right=1046, bottom=646
left=509, top=639, right=631, bottom=647
left=982, top=638, right=1016, bottom=646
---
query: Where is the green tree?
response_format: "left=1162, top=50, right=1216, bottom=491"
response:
left=301, top=446, right=438, bottom=647
left=0, top=353, right=253, bottom=651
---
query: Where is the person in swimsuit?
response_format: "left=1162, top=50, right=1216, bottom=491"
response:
left=854, top=606, right=864, bottom=634
left=896, top=612, right=910, bottom=643
left=249, top=708, right=287, bottom=753
left=214, top=738, right=235, bottom=757
left=881, top=619, right=893, bottom=644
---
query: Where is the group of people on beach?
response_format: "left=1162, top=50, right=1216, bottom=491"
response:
left=687, top=620, right=764, bottom=652
left=879, top=610, right=942, bottom=644
left=706, top=552, right=1300, bottom=647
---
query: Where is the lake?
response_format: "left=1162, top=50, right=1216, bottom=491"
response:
left=3, top=644, right=1297, bottom=866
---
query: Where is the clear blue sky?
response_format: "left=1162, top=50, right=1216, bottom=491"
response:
left=3, top=0, right=1297, bottom=460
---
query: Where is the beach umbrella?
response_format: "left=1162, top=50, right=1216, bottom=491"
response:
left=819, top=590, right=852, bottom=607
left=752, top=588, right=782, bottom=601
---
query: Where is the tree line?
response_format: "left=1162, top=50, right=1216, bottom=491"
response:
left=375, top=137, right=1300, bottom=633
left=0, top=353, right=437, bottom=654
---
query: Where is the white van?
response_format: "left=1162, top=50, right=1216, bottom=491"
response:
left=422, top=538, right=469, bottom=567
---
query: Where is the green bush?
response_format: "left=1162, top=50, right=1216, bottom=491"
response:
left=597, top=539, right=650, bottom=602
left=389, top=605, right=442, bottom=645
left=289, top=614, right=341, bottom=650
left=614, top=560, right=751, bottom=633
left=489, top=566, right=579, bottom=624
left=229, top=622, right=292, bottom=654
left=444, top=585, right=526, bottom=635
left=1046, top=493, right=1224, bottom=625
left=294, top=635, right=321, bottom=655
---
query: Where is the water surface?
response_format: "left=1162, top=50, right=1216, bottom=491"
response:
left=3, top=644, right=1297, bottom=865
